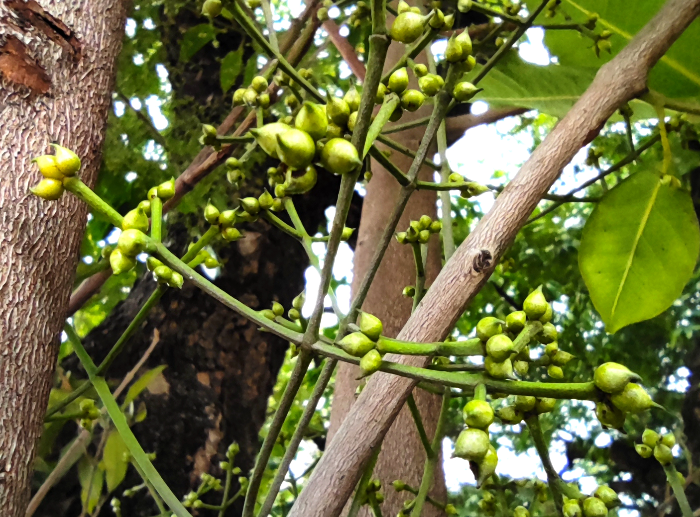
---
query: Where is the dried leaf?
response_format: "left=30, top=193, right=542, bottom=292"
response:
left=0, top=35, right=50, bottom=94
left=7, top=0, right=82, bottom=59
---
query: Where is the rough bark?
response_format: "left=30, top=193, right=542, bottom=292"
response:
left=289, top=1, right=700, bottom=515
left=0, top=1, right=127, bottom=515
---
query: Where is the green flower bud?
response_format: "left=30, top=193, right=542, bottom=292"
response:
left=635, top=443, right=653, bottom=458
left=593, top=362, right=641, bottom=394
left=295, top=102, right=328, bottom=141
left=458, top=0, right=472, bottom=12
left=456, top=30, right=473, bottom=56
left=472, top=445, right=498, bottom=487
left=321, top=138, right=361, bottom=174
left=204, top=256, right=219, bottom=268
left=284, top=164, right=318, bottom=195
left=218, top=209, right=237, bottom=227
left=611, top=383, right=656, bottom=413
left=506, top=311, right=526, bottom=333
left=417, top=214, right=431, bottom=230
left=485, top=356, right=513, bottom=379
left=476, top=316, right=503, bottom=341
left=445, top=504, right=458, bottom=515
left=548, top=365, right=564, bottom=379
left=360, top=349, right=383, bottom=376
left=243, top=88, right=259, bottom=106
left=552, top=350, right=574, bottom=366
left=514, top=360, right=529, bottom=376
left=233, top=88, right=246, bottom=106
left=443, top=12, right=455, bottom=29
left=326, top=122, right=344, bottom=139
left=359, top=312, right=383, bottom=340
left=496, top=405, right=523, bottom=424
left=168, top=271, right=184, bottom=289
left=344, top=87, right=361, bottom=112
left=347, top=111, right=357, bottom=132
left=445, top=35, right=463, bottom=63
left=523, top=286, right=548, bottom=320
left=390, top=12, right=425, bottom=44
left=276, top=129, right=316, bottom=169
left=403, top=285, right=416, bottom=297
left=118, top=229, right=149, bottom=257
left=327, top=97, right=351, bottom=126
left=261, top=309, right=276, bottom=321
left=429, top=8, right=445, bottom=29
left=413, top=63, right=428, bottom=77
left=486, top=334, right=513, bottom=361
left=252, top=76, right=268, bottom=93
left=122, top=207, right=149, bottom=232
left=545, top=342, right=559, bottom=356
left=33, top=155, right=63, bottom=180
left=429, top=220, right=442, bottom=233
left=642, top=429, right=660, bottom=447
left=454, top=428, right=490, bottom=461
left=463, top=399, right=494, bottom=429
left=258, top=190, right=274, bottom=210
left=31, top=178, right=64, bottom=200
left=317, top=6, right=329, bottom=21
left=563, top=502, right=582, bottom=517
left=146, top=256, right=162, bottom=271
left=514, top=395, right=536, bottom=412
left=338, top=331, right=376, bottom=357
left=241, top=197, right=260, bottom=215
left=464, top=54, right=477, bottom=72
left=153, top=265, right=172, bottom=283
left=418, top=74, right=442, bottom=97
left=110, top=248, right=136, bottom=275
left=258, top=93, right=270, bottom=108
left=388, top=67, right=410, bottom=94
left=661, top=433, right=676, bottom=448
left=393, top=479, right=406, bottom=491
left=221, top=227, right=242, bottom=241
left=275, top=184, right=287, bottom=198
left=417, top=229, right=430, bottom=243
left=375, top=82, right=387, bottom=104
left=514, top=506, right=530, bottom=517
left=535, top=397, right=556, bottom=414
left=401, top=89, right=425, bottom=112
left=51, top=144, right=81, bottom=176
left=288, top=307, right=301, bottom=320
left=157, top=179, right=175, bottom=200
left=583, top=497, right=607, bottom=517
left=540, top=303, right=553, bottom=323
left=251, top=123, right=291, bottom=159
left=539, top=322, right=558, bottom=344
left=341, top=227, right=355, bottom=241
left=271, top=301, right=284, bottom=317
left=202, top=0, right=223, bottom=17
left=201, top=203, right=220, bottom=225
left=654, top=444, right=674, bottom=465
left=595, top=400, right=626, bottom=429
left=594, top=486, right=620, bottom=509
left=453, top=81, right=481, bottom=102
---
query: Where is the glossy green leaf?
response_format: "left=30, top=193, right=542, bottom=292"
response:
left=179, top=24, right=216, bottom=63
left=579, top=170, right=700, bottom=333
left=103, top=430, right=130, bottom=491
left=123, top=365, right=167, bottom=407
left=220, top=48, right=243, bottom=93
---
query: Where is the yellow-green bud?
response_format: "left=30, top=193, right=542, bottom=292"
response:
left=122, top=207, right=150, bottom=232
left=418, top=74, right=442, bottom=97
left=403, top=285, right=415, bottom=297
left=138, top=199, right=151, bottom=216
left=539, top=322, right=558, bottom=344
left=271, top=301, right=284, bottom=317
left=251, top=123, right=291, bottom=159
left=204, top=203, right=220, bottom=224
left=258, top=190, right=273, bottom=210
left=344, top=87, right=361, bottom=113
left=284, top=164, right=318, bottom=195
left=31, top=178, right=64, bottom=200
left=445, top=504, right=458, bottom=515
left=341, top=227, right=355, bottom=241
left=338, top=331, right=376, bottom=357
left=117, top=229, right=149, bottom=257
left=110, top=248, right=136, bottom=275
left=295, top=102, right=328, bottom=141
left=540, top=303, right=553, bottom=323
left=292, top=291, right=305, bottom=310
left=51, top=144, right=81, bottom=176
left=276, top=129, right=315, bottom=169
left=359, top=312, right=383, bottom=341
left=484, top=356, right=513, bottom=379
left=476, top=316, right=503, bottom=341
left=360, top=349, right=383, bottom=376
left=456, top=30, right=473, bottom=56
left=454, top=428, right=490, bottom=461
left=463, top=400, right=494, bottom=429
left=595, top=400, right=625, bottom=429
left=445, top=35, right=463, bottom=63
left=635, top=443, right=653, bottom=458
left=390, top=12, right=425, bottom=44
left=327, top=97, right=351, bottom=126
left=288, top=307, right=301, bottom=320
left=458, top=0, right=472, bottom=12
left=506, top=311, right=526, bottom=333
left=514, top=360, right=529, bottom=376
left=661, top=433, right=676, bottom=448
left=642, top=429, right=660, bottom=447
left=417, top=229, right=430, bottom=243
left=401, top=89, right=425, bottom=112
left=429, top=220, right=442, bottom=233
left=168, top=271, right=184, bottom=289
left=146, top=256, right=163, bottom=271
left=202, top=0, right=223, bottom=17
left=473, top=445, right=498, bottom=487
left=347, top=111, right=357, bottom=132
left=320, top=138, right=362, bottom=174
left=417, top=214, right=432, bottom=229
left=594, top=486, right=619, bottom=509
left=157, top=178, right=175, bottom=200
left=583, top=497, right=607, bottom=517
left=33, top=155, right=63, bottom=180
left=563, top=502, right=582, bottom=517
left=610, top=383, right=656, bottom=413
left=593, top=362, right=640, bottom=394
left=523, top=286, right=548, bottom=320
left=252, top=76, right=268, bottom=93
left=241, top=197, right=260, bottom=215
left=486, top=334, right=513, bottom=362
left=221, top=227, right=242, bottom=241
left=535, top=397, right=556, bottom=414
left=496, top=405, right=523, bottom=424
left=388, top=68, right=409, bottom=95
left=654, top=444, right=674, bottom=465
left=453, top=81, right=481, bottom=102
left=414, top=63, right=428, bottom=77
left=218, top=209, right=237, bottom=227
left=548, top=365, right=564, bottom=379
left=545, top=342, right=559, bottom=356
left=443, top=13, right=455, bottom=29
left=514, top=395, right=536, bottom=412
left=514, top=506, right=530, bottom=517
left=204, top=256, right=219, bottom=268
left=464, top=55, right=476, bottom=72
left=552, top=350, right=574, bottom=366
left=233, top=88, right=246, bottom=106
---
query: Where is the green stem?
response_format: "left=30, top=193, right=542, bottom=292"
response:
left=241, top=350, right=312, bottom=517
left=131, top=459, right=168, bottom=515
left=470, top=2, right=523, bottom=23
left=215, top=135, right=255, bottom=143
left=218, top=464, right=234, bottom=517
left=664, top=464, right=694, bottom=517
left=262, top=211, right=302, bottom=239
left=368, top=495, right=384, bottom=517
left=347, top=447, right=381, bottom=517
left=509, top=322, right=543, bottom=359
left=363, top=95, right=402, bottom=158
left=368, top=145, right=410, bottom=186
left=65, top=324, right=192, bottom=517
left=376, top=336, right=483, bottom=356
left=150, top=197, right=162, bottom=243
left=260, top=0, right=279, bottom=51
left=375, top=134, right=439, bottom=170
left=411, top=243, right=426, bottom=312
left=410, top=389, right=450, bottom=516
left=406, top=394, right=433, bottom=457
left=525, top=415, right=564, bottom=517
left=64, top=177, right=124, bottom=228
left=381, top=29, right=436, bottom=82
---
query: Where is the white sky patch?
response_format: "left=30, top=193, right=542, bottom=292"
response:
left=471, top=101, right=489, bottom=115
left=146, top=95, right=169, bottom=130
left=130, top=97, right=142, bottom=111
left=125, top=18, right=136, bottom=38
left=431, top=39, right=447, bottom=61
left=113, top=100, right=126, bottom=117
left=519, top=28, right=552, bottom=65
left=125, top=171, right=138, bottom=183
left=339, top=61, right=353, bottom=79
left=329, top=6, right=340, bottom=18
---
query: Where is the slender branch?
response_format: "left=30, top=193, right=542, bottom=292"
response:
left=526, top=415, right=564, bottom=517
left=260, top=0, right=279, bottom=51
left=115, top=90, right=169, bottom=151
left=664, top=464, right=694, bottom=517
left=406, top=394, right=433, bottom=457
left=150, top=196, right=162, bottom=243
left=347, top=447, right=381, bottom=517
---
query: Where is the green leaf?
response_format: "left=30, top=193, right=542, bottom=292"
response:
left=243, top=56, right=259, bottom=88
left=123, top=365, right=167, bottom=407
left=78, top=458, right=104, bottom=514
left=221, top=48, right=243, bottom=93
left=579, top=170, right=700, bottom=333
left=103, top=430, right=130, bottom=492
left=179, top=24, right=217, bottom=63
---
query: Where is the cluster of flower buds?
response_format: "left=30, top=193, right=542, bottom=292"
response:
left=560, top=486, right=620, bottom=517
left=395, top=215, right=442, bottom=245
left=595, top=30, right=613, bottom=57
left=232, top=75, right=271, bottom=109
left=455, top=396, right=497, bottom=486
left=593, top=362, right=660, bottom=431
left=77, top=399, right=102, bottom=431
left=476, top=491, right=503, bottom=516
left=263, top=291, right=306, bottom=331
left=635, top=428, right=677, bottom=465
left=390, top=2, right=453, bottom=45
left=146, top=257, right=184, bottom=288
left=336, top=312, right=384, bottom=376
left=30, top=144, right=81, bottom=200
left=447, top=173, right=491, bottom=198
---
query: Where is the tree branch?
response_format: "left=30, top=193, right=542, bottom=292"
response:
left=286, top=2, right=700, bottom=516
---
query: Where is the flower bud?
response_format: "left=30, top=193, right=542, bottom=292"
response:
left=276, top=129, right=316, bottom=169
left=393, top=479, right=406, bottom=491
left=476, top=316, right=502, bottom=341
left=514, top=360, right=529, bottom=376
left=138, top=199, right=151, bottom=216
left=400, top=89, right=425, bottom=112
left=347, top=111, right=357, bottom=132
left=390, top=12, right=425, bottom=44
left=202, top=0, right=223, bottom=17
left=321, top=138, right=362, bottom=174
left=611, top=383, right=656, bottom=413
left=535, top=397, right=556, bottom=414
left=288, top=307, right=301, bottom=321
left=506, top=311, right=526, bottom=333
left=544, top=342, right=558, bottom=356
left=51, top=144, right=81, bottom=176
left=341, top=227, right=355, bottom=241
left=496, top=405, right=523, bottom=425
left=414, top=63, right=428, bottom=77
left=563, top=502, right=582, bottom=517
left=387, top=68, right=409, bottom=95
left=514, top=506, right=529, bottom=517
left=251, top=123, right=291, bottom=159
left=153, top=265, right=173, bottom=283
left=418, top=74, right=442, bottom=97
left=552, top=350, right=574, bottom=366
left=454, top=428, right=490, bottom=461
left=122, top=207, right=150, bottom=232
left=157, top=178, right=176, bottom=200
left=486, top=334, right=513, bottom=361
left=456, top=30, right=473, bottom=56
left=270, top=302, right=284, bottom=317
left=218, top=209, right=237, bottom=227
left=540, top=303, right=553, bottom=323
left=221, top=227, right=242, bottom=241
left=458, top=0, right=472, bottom=11
left=241, top=197, right=261, bottom=215
left=539, top=322, right=557, bottom=344
left=261, top=309, right=276, bottom=320
left=252, top=76, right=268, bottom=93
left=33, top=155, right=63, bottom=179
left=168, top=271, right=184, bottom=289
left=360, top=349, right=383, bottom=376
left=146, top=256, right=163, bottom=271
left=464, top=54, right=476, bottom=72
left=403, top=286, right=416, bottom=297
left=31, top=178, right=64, bottom=200
left=295, top=102, right=328, bottom=141
left=583, top=497, right=607, bottom=517
left=110, top=248, right=136, bottom=275
left=204, top=203, right=220, bottom=224
left=258, top=92, right=270, bottom=108
left=285, top=164, right=318, bottom=195
left=118, top=229, right=149, bottom=257
left=327, top=97, right=351, bottom=126
left=484, top=357, right=513, bottom=379
left=463, top=400, right=494, bottom=429
left=472, top=445, right=498, bottom=487
left=453, top=81, right=481, bottom=102
left=233, top=88, right=246, bottom=106
left=257, top=190, right=273, bottom=211
left=445, top=35, right=463, bottom=63
left=523, top=286, right=548, bottom=320
left=593, top=362, right=640, bottom=394
left=654, top=444, right=674, bottom=465
left=635, top=443, right=653, bottom=458
left=661, top=433, right=676, bottom=448
left=204, top=256, right=219, bottom=268
left=417, top=229, right=430, bottom=243
left=359, top=312, right=383, bottom=340
left=642, top=429, right=660, bottom=447
left=514, top=395, right=536, bottom=412
left=594, top=486, right=619, bottom=509
left=343, top=87, right=361, bottom=112
left=338, top=331, right=376, bottom=357
left=547, top=365, right=564, bottom=379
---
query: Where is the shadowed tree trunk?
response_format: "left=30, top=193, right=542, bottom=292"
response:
left=0, top=1, right=128, bottom=515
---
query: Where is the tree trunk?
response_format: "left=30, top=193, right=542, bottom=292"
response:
left=0, top=1, right=128, bottom=515
left=328, top=39, right=447, bottom=516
